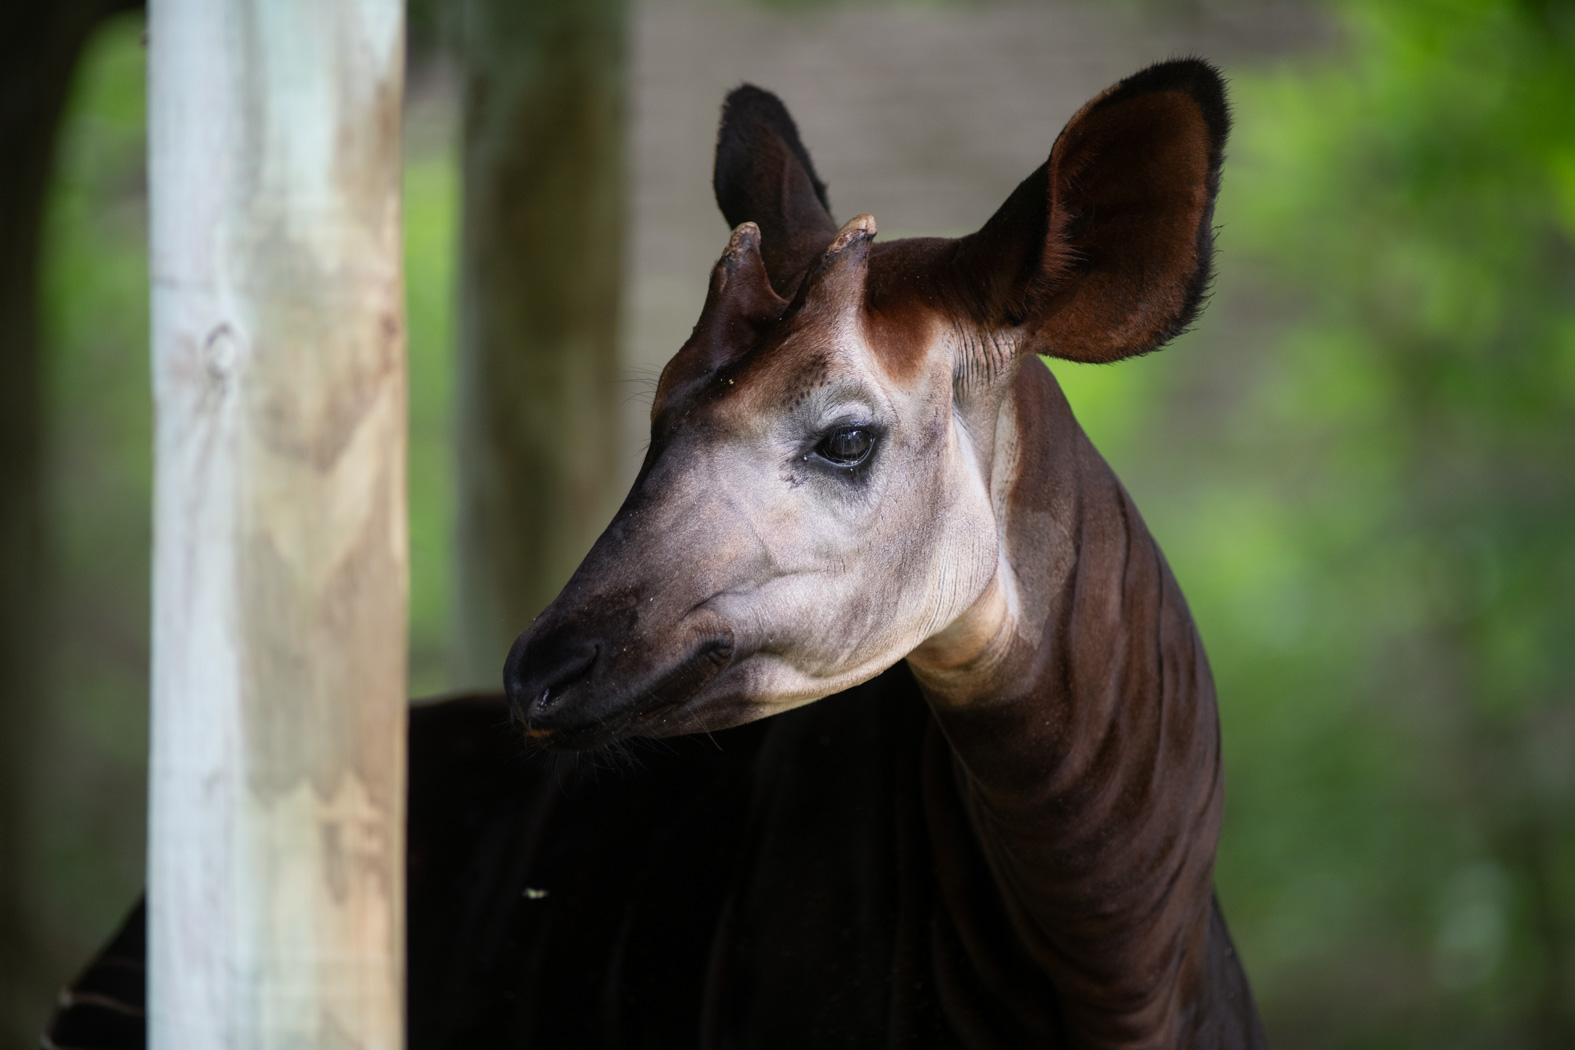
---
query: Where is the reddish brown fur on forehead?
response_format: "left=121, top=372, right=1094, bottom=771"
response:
left=711, top=294, right=839, bottom=423
left=717, top=233, right=952, bottom=415
left=727, top=342, right=835, bottom=424
left=863, top=239, right=956, bottom=385
left=658, top=235, right=973, bottom=431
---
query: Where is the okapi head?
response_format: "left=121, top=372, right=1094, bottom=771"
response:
left=505, top=60, right=1228, bottom=748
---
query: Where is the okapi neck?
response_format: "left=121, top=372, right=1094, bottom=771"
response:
left=912, top=358, right=1224, bottom=1048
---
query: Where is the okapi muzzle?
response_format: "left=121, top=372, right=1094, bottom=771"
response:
left=506, top=61, right=1230, bottom=753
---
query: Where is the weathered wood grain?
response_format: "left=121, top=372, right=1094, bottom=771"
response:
left=146, top=1, right=407, bottom=1045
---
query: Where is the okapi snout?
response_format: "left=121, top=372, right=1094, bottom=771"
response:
left=503, top=628, right=597, bottom=721
left=503, top=593, right=740, bottom=750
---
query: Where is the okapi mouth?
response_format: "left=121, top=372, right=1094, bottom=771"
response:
left=503, top=622, right=738, bottom=752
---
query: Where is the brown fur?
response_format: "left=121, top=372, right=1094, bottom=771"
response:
left=912, top=358, right=1240, bottom=1045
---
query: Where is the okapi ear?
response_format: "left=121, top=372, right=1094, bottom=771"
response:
left=714, top=85, right=839, bottom=299
left=956, top=59, right=1229, bottom=363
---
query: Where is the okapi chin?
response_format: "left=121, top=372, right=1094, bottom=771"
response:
left=51, top=59, right=1267, bottom=1050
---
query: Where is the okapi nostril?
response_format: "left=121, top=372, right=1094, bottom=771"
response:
left=503, top=624, right=603, bottom=716
left=510, top=638, right=599, bottom=717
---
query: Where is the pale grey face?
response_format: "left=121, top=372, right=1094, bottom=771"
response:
left=503, top=221, right=1007, bottom=748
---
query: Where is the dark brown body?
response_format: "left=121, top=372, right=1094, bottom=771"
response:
left=908, top=360, right=1256, bottom=1047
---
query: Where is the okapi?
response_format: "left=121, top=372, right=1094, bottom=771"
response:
left=47, top=59, right=1266, bottom=1049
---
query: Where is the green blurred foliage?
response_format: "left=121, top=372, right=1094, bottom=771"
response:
left=32, top=11, right=152, bottom=996
left=25, top=1, right=1575, bottom=1047
left=1064, top=0, right=1575, bottom=1045
left=403, top=87, right=460, bottom=697
left=1223, top=3, right=1575, bottom=1044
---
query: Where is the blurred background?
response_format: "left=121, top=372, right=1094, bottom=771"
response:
left=2, top=0, right=1572, bottom=1046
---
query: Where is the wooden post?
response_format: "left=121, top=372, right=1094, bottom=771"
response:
left=146, top=1, right=407, bottom=1046
left=450, top=0, right=626, bottom=689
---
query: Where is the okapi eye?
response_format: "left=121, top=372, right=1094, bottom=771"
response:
left=815, top=426, right=874, bottom=467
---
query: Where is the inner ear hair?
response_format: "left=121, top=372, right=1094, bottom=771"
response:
left=713, top=85, right=840, bottom=298
left=954, top=58, right=1230, bottom=364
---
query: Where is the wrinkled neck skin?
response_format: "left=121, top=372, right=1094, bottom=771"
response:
left=907, top=357, right=1223, bottom=1050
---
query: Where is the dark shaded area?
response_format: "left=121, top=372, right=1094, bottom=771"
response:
left=50, top=670, right=1256, bottom=1048
left=39, top=902, right=144, bottom=1050
left=0, top=2, right=141, bottom=1045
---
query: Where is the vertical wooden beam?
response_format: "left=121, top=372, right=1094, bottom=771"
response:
left=146, top=1, right=407, bottom=1046
left=450, top=0, right=626, bottom=689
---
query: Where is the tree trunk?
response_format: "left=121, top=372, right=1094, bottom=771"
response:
left=0, top=2, right=138, bottom=1043
left=146, top=1, right=408, bottom=1045
left=450, top=0, right=627, bottom=689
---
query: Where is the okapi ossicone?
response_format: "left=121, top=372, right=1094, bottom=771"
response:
left=48, top=59, right=1266, bottom=1049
